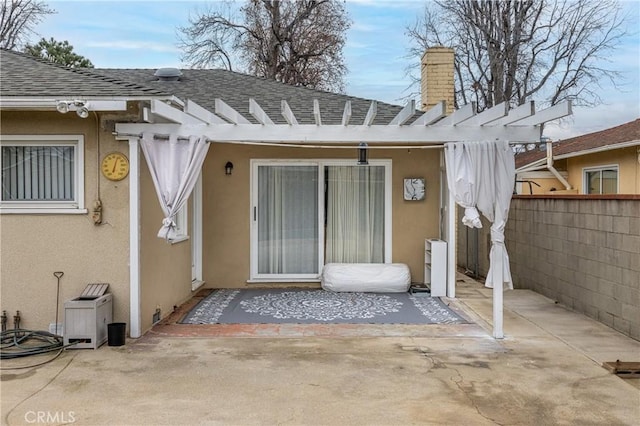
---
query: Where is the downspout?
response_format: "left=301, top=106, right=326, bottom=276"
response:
left=546, top=140, right=572, bottom=190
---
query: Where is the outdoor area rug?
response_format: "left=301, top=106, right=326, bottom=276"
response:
left=180, top=288, right=467, bottom=325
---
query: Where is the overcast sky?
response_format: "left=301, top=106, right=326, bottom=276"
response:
left=36, top=0, right=640, bottom=140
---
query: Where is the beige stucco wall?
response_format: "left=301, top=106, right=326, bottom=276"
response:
left=201, top=143, right=442, bottom=288
left=139, top=156, right=193, bottom=333
left=517, top=149, right=640, bottom=195
left=0, top=111, right=130, bottom=331
left=566, top=147, right=639, bottom=194
left=517, top=176, right=564, bottom=195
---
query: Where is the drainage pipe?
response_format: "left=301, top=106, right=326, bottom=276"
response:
left=546, top=140, right=572, bottom=190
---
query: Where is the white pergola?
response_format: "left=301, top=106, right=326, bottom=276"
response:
left=117, top=98, right=571, bottom=144
left=116, top=97, right=572, bottom=339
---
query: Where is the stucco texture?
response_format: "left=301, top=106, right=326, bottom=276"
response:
left=200, top=143, right=442, bottom=288
left=0, top=111, right=130, bottom=331
left=139, top=156, right=193, bottom=333
left=567, top=147, right=640, bottom=194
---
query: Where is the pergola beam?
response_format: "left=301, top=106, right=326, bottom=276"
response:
left=281, top=100, right=298, bottom=125
left=389, top=100, right=416, bottom=125
left=185, top=99, right=226, bottom=124
left=363, top=101, right=377, bottom=126
left=215, top=98, right=251, bottom=124
left=149, top=99, right=204, bottom=125
left=249, top=98, right=274, bottom=125
left=464, top=102, right=508, bottom=126
left=342, top=101, right=352, bottom=126
left=313, top=99, right=322, bottom=125
left=510, top=101, right=572, bottom=126
left=411, top=101, right=446, bottom=126
left=116, top=122, right=542, bottom=143
left=491, top=101, right=535, bottom=126
left=435, top=102, right=476, bottom=126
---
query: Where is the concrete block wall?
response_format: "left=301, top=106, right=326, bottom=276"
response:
left=421, top=47, right=455, bottom=113
left=506, top=197, right=640, bottom=340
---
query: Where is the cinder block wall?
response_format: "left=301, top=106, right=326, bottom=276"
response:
left=456, top=196, right=639, bottom=340
left=506, top=197, right=640, bottom=340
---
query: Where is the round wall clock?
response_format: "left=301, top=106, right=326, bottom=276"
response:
left=101, top=152, right=130, bottom=181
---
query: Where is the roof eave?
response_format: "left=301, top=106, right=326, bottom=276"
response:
left=516, top=139, right=640, bottom=172
left=553, top=139, right=640, bottom=161
left=0, top=95, right=175, bottom=111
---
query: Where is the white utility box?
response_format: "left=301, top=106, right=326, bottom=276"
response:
left=63, top=284, right=112, bottom=349
left=425, top=239, right=447, bottom=297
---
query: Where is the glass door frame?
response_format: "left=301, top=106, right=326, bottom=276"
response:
left=249, top=158, right=392, bottom=282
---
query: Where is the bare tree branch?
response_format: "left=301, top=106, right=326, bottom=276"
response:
left=0, top=0, right=55, bottom=50
left=178, top=0, right=350, bottom=92
left=404, top=0, right=628, bottom=110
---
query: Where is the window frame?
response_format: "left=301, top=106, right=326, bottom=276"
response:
left=249, top=158, right=392, bottom=282
left=582, top=164, right=619, bottom=195
left=0, top=135, right=86, bottom=214
left=169, top=203, right=189, bottom=244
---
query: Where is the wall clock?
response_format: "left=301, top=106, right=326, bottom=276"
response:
left=101, top=152, right=130, bottom=181
left=404, top=178, right=425, bottom=201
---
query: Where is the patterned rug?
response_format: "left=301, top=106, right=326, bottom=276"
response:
left=180, top=289, right=468, bottom=325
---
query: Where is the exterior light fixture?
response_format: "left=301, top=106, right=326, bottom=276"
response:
left=56, top=101, right=70, bottom=114
left=55, top=100, right=90, bottom=118
left=76, top=103, right=90, bottom=118
left=357, top=142, right=368, bottom=165
left=225, top=161, right=234, bottom=175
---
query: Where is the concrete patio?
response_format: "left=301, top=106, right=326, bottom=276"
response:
left=1, top=274, right=638, bottom=425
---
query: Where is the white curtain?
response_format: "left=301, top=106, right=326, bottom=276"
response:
left=326, top=166, right=385, bottom=263
left=444, top=143, right=484, bottom=228
left=257, top=165, right=318, bottom=274
left=140, top=132, right=209, bottom=240
left=445, top=140, right=515, bottom=289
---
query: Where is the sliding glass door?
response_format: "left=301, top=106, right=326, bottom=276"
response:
left=257, top=165, right=319, bottom=276
left=325, top=165, right=385, bottom=263
left=251, top=160, right=391, bottom=281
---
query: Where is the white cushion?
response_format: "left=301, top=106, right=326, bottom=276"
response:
left=321, top=263, right=411, bottom=293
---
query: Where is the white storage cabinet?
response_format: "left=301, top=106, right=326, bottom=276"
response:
left=63, top=293, right=112, bottom=349
left=424, top=239, right=447, bottom=297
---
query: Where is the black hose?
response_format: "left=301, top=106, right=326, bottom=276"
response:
left=0, top=329, right=74, bottom=360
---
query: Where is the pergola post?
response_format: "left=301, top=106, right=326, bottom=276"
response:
left=493, top=244, right=504, bottom=339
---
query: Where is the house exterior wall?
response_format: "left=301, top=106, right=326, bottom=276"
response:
left=516, top=166, right=571, bottom=195
left=516, top=148, right=639, bottom=195
left=201, top=143, right=442, bottom=288
left=138, top=157, right=193, bottom=333
left=0, top=111, right=130, bottom=331
left=566, top=147, right=639, bottom=194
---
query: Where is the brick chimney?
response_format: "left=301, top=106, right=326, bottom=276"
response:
left=421, top=47, right=455, bottom=114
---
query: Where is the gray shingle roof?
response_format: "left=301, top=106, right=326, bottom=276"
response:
left=93, top=68, right=415, bottom=125
left=0, top=49, right=171, bottom=98
left=1, top=48, right=419, bottom=125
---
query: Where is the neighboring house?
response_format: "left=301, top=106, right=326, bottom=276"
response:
left=515, top=119, right=640, bottom=195
left=0, top=48, right=563, bottom=338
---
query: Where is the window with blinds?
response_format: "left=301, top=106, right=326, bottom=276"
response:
left=0, top=136, right=84, bottom=212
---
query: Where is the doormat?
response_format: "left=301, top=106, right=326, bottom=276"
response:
left=180, top=289, right=468, bottom=325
